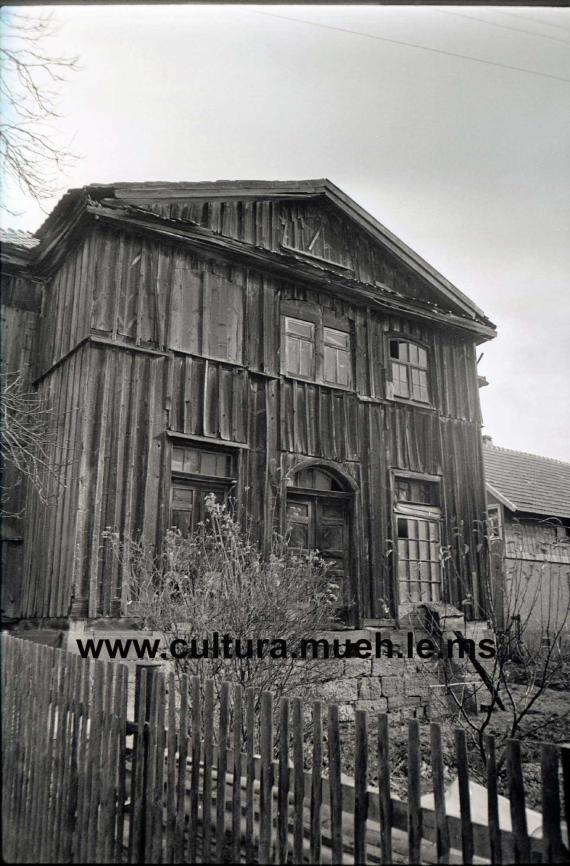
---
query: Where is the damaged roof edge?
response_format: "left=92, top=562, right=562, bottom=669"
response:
left=29, top=179, right=494, bottom=328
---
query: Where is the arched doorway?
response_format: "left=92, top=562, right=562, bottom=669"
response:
left=285, top=464, right=355, bottom=620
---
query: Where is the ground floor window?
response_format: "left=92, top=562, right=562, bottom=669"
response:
left=395, top=475, right=442, bottom=604
left=170, top=443, right=236, bottom=535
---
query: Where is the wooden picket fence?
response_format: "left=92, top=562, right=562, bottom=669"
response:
left=2, top=632, right=569, bottom=864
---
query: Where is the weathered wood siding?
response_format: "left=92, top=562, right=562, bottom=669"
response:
left=19, top=210, right=489, bottom=622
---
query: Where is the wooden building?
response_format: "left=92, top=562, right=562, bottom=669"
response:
left=484, top=440, right=570, bottom=644
left=1, top=180, right=497, bottom=628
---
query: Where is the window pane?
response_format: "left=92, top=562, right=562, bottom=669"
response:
left=172, top=448, right=185, bottom=472
left=286, top=317, right=314, bottom=339
left=418, top=347, right=428, bottom=368
left=324, top=327, right=349, bottom=349
left=408, top=344, right=418, bottom=365
left=299, top=339, right=315, bottom=377
left=392, top=362, right=409, bottom=397
left=324, top=346, right=337, bottom=383
left=185, top=448, right=201, bottom=474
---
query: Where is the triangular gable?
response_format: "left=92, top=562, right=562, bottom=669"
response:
left=32, top=179, right=494, bottom=330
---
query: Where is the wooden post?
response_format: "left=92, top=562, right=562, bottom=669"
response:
left=506, top=739, right=530, bottom=864
left=354, top=709, right=368, bottom=865
left=430, top=722, right=450, bottom=864
left=292, top=697, right=305, bottom=865
left=542, top=744, right=565, bottom=864
left=455, top=728, right=473, bottom=865
left=485, top=734, right=502, bottom=865
left=408, top=719, right=422, bottom=865
left=259, top=691, right=274, bottom=864
left=378, top=713, right=392, bottom=866
left=311, top=701, right=323, bottom=864
left=328, top=704, right=343, bottom=865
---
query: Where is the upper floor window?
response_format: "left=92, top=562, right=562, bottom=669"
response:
left=389, top=339, right=430, bottom=403
left=284, top=317, right=315, bottom=379
left=323, top=327, right=352, bottom=387
left=282, top=313, right=353, bottom=388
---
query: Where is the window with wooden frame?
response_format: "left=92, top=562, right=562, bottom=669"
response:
left=170, top=444, right=236, bottom=536
left=281, top=308, right=353, bottom=388
left=395, top=476, right=442, bottom=604
left=389, top=338, right=430, bottom=404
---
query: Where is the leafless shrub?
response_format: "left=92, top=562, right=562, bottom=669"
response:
left=104, top=496, right=343, bottom=713
left=1, top=365, right=67, bottom=514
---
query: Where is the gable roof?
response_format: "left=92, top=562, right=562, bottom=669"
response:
left=484, top=443, right=570, bottom=519
left=6, top=179, right=496, bottom=338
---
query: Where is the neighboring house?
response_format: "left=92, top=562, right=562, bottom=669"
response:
left=1, top=179, right=497, bottom=637
left=483, top=440, right=570, bottom=645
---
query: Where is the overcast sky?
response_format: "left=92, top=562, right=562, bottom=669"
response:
left=2, top=4, right=569, bottom=460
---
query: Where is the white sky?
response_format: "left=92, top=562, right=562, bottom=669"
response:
left=2, top=4, right=569, bottom=460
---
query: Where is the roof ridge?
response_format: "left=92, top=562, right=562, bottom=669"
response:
left=483, top=442, right=570, bottom=467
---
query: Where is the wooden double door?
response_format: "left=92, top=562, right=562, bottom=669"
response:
left=286, top=493, right=351, bottom=612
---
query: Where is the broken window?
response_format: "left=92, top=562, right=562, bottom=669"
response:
left=389, top=339, right=430, bottom=403
left=395, top=477, right=442, bottom=604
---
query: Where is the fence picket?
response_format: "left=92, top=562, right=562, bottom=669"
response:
left=292, top=696, right=304, bottom=866
left=245, top=687, right=256, bottom=864
left=485, top=734, right=502, bottom=865
left=259, top=691, right=274, bottom=864
left=277, top=698, right=290, bottom=865
left=189, top=675, right=201, bottom=864
left=378, top=713, right=392, bottom=865
left=354, top=708, right=368, bottom=865
left=231, top=685, right=244, bottom=864
left=202, top=678, right=215, bottom=862
left=542, top=744, right=565, bottom=863
left=507, top=739, right=531, bottom=863
left=430, top=722, right=450, bottom=864
left=327, top=704, right=343, bottom=865
left=311, top=701, right=323, bottom=865
left=166, top=672, right=178, bottom=864
left=408, top=718, right=422, bottom=865
left=175, top=674, right=188, bottom=863
left=129, top=666, right=147, bottom=863
left=455, top=728, right=474, bottom=865
left=216, top=681, right=231, bottom=862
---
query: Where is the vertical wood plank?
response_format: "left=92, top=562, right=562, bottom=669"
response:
left=175, top=674, right=188, bottom=864
left=542, top=743, right=564, bottom=863
left=202, top=679, right=215, bottom=863
left=165, top=672, right=178, bottom=864
left=129, top=667, right=147, bottom=863
left=407, top=719, right=422, bottom=865
left=277, top=698, right=290, bottom=865
left=327, top=704, right=343, bottom=865
left=378, top=713, right=392, bottom=866
left=354, top=709, right=368, bottom=866
left=292, top=697, right=304, bottom=866
left=561, top=746, right=570, bottom=841
left=189, top=675, right=201, bottom=864
left=231, top=685, right=244, bottom=864
left=311, top=701, right=323, bottom=865
left=216, top=681, right=231, bottom=862
left=506, top=739, right=531, bottom=864
left=430, top=722, right=450, bottom=864
left=455, top=728, right=473, bottom=865
left=259, top=691, right=274, bottom=865
left=485, top=734, right=502, bottom=865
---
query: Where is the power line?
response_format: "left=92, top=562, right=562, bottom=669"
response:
left=437, top=8, right=570, bottom=46
left=495, top=10, right=570, bottom=37
left=250, top=10, right=570, bottom=85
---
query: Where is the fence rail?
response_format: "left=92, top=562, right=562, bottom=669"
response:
left=2, top=632, right=569, bottom=864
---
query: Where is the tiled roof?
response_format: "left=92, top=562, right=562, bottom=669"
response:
left=0, top=228, right=39, bottom=249
left=484, top=443, right=570, bottom=519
